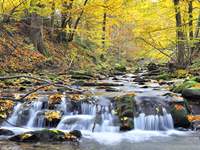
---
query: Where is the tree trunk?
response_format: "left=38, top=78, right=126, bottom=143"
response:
left=30, top=13, right=47, bottom=56
left=194, top=11, right=200, bottom=53
left=173, top=0, right=186, bottom=68
left=57, top=0, right=74, bottom=43
left=102, top=11, right=107, bottom=50
left=68, top=0, right=89, bottom=42
left=188, top=0, right=193, bottom=64
left=50, top=0, right=55, bottom=38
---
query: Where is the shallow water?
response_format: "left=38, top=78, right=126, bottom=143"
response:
left=0, top=74, right=199, bottom=150
left=1, top=133, right=200, bottom=150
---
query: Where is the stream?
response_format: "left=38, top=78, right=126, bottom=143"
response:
left=0, top=73, right=200, bottom=150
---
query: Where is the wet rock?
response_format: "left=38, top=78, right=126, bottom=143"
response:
left=105, top=87, right=121, bottom=92
left=70, top=71, right=94, bottom=80
left=69, top=130, right=82, bottom=139
left=0, top=128, right=14, bottom=136
left=147, top=63, right=159, bottom=71
left=119, top=117, right=134, bottom=131
left=191, top=120, right=200, bottom=130
left=133, top=77, right=147, bottom=84
left=114, top=93, right=136, bottom=131
left=182, top=88, right=200, bottom=101
left=170, top=101, right=191, bottom=128
left=81, top=82, right=124, bottom=87
left=9, top=129, right=81, bottom=142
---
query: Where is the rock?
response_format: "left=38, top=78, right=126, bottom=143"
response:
left=114, top=93, right=136, bottom=131
left=133, top=76, right=147, bottom=84
left=9, top=129, right=81, bottom=142
left=69, top=130, right=82, bottom=139
left=170, top=102, right=191, bottom=128
left=81, top=82, right=124, bottom=87
left=0, top=128, right=14, bottom=136
left=105, top=87, right=121, bottom=92
left=182, top=88, right=200, bottom=101
left=119, top=117, right=134, bottom=131
left=147, top=63, right=159, bottom=71
left=70, top=71, right=94, bottom=80
left=191, top=120, right=200, bottom=130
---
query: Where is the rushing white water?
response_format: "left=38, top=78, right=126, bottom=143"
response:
left=57, top=115, right=94, bottom=130
left=26, top=101, right=43, bottom=127
left=134, top=108, right=174, bottom=130
left=3, top=103, right=22, bottom=126
left=2, top=74, right=188, bottom=145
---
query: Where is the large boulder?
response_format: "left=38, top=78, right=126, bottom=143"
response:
left=0, top=128, right=14, bottom=136
left=170, top=101, right=191, bottom=128
left=114, top=93, right=136, bottom=131
left=9, top=129, right=81, bottom=143
left=182, top=88, right=200, bottom=100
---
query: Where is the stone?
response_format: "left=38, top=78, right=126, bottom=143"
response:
left=182, top=88, right=200, bottom=101
left=9, top=129, right=81, bottom=143
left=0, top=128, right=14, bottom=136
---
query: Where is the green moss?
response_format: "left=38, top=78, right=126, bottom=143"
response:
left=172, top=80, right=198, bottom=93
left=114, top=63, right=126, bottom=72
left=157, top=73, right=172, bottom=80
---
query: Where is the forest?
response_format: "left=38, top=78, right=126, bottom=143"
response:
left=0, top=0, right=200, bottom=150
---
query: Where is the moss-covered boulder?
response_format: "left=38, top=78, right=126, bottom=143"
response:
left=114, top=93, right=136, bottom=131
left=170, top=100, right=191, bottom=128
left=9, top=129, right=81, bottom=143
left=171, top=80, right=198, bottom=93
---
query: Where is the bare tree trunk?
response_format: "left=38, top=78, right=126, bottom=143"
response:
left=173, top=0, right=186, bottom=68
left=50, top=0, right=55, bottom=38
left=57, top=0, right=74, bottom=42
left=30, top=13, right=47, bottom=56
left=68, top=0, right=89, bottom=42
left=194, top=11, right=200, bottom=53
left=102, top=11, right=107, bottom=50
left=188, top=0, right=194, bottom=64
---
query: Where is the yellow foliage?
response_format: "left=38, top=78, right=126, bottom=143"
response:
left=44, top=111, right=61, bottom=121
left=64, top=133, right=77, bottom=140
left=20, top=133, right=32, bottom=140
left=187, top=115, right=200, bottom=122
left=175, top=69, right=188, bottom=78
left=27, top=93, right=38, bottom=101
left=49, top=93, right=63, bottom=104
left=67, top=94, right=86, bottom=101
left=0, top=100, right=14, bottom=119
left=192, top=83, right=200, bottom=89
left=174, top=104, right=185, bottom=111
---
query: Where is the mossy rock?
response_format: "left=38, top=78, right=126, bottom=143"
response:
left=172, top=80, right=198, bottom=93
left=170, top=99, right=191, bottom=128
left=156, top=73, right=172, bottom=80
left=9, top=129, right=81, bottom=143
left=115, top=93, right=136, bottom=131
left=114, top=63, right=126, bottom=72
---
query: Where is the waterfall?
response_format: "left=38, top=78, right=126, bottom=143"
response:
left=3, top=103, right=22, bottom=126
left=26, top=101, right=43, bottom=127
left=57, top=115, right=94, bottom=130
left=134, top=108, right=174, bottom=130
left=81, top=103, right=96, bottom=115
